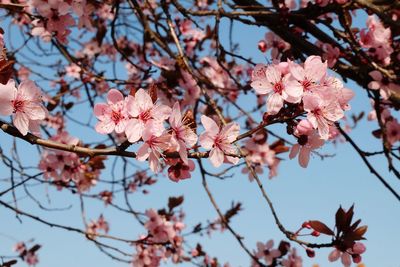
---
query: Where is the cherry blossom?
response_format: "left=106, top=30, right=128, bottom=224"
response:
left=289, top=126, right=325, bottom=168
left=199, top=115, right=240, bottom=167
left=251, top=64, right=303, bottom=114
left=94, top=89, right=129, bottom=134
left=0, top=79, right=47, bottom=135
left=288, top=55, right=327, bottom=93
left=368, top=70, right=400, bottom=100
left=136, top=124, right=171, bottom=173
left=253, top=240, right=281, bottom=266
left=169, top=102, right=198, bottom=163
left=125, top=89, right=171, bottom=143
left=303, top=94, right=344, bottom=140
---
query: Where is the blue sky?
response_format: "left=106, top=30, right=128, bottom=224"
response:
left=1, top=4, right=400, bottom=267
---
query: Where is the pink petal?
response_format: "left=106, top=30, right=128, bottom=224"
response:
left=169, top=102, right=182, bottom=128
left=220, top=122, right=240, bottom=143
left=0, top=80, right=16, bottom=115
left=18, top=80, right=41, bottom=100
left=209, top=148, right=224, bottom=167
left=135, top=89, right=153, bottom=113
left=267, top=93, right=284, bottom=114
left=328, top=249, right=341, bottom=262
left=265, top=65, right=281, bottom=84
left=151, top=103, right=171, bottom=121
left=199, top=133, right=215, bottom=150
left=288, top=61, right=305, bottom=81
left=304, top=55, right=327, bottom=81
left=298, top=147, right=311, bottom=168
left=136, top=143, right=150, bottom=161
left=13, top=113, right=29, bottom=136
left=200, top=115, right=219, bottom=136
left=341, top=253, right=351, bottom=267
left=250, top=79, right=273, bottom=95
left=107, top=89, right=124, bottom=104
left=125, top=119, right=144, bottom=143
left=289, top=144, right=300, bottom=159
left=95, top=120, right=115, bottom=134
left=94, top=103, right=109, bottom=119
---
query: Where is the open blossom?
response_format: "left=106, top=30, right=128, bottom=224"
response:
left=167, top=159, right=196, bottom=182
left=288, top=55, right=327, bottom=93
left=368, top=70, right=400, bottom=100
left=94, top=89, right=129, bottom=134
left=169, top=102, right=198, bottom=163
left=317, top=42, right=340, bottom=68
left=125, top=89, right=171, bottom=143
left=329, top=242, right=366, bottom=267
left=360, top=16, right=393, bottom=65
left=253, top=240, right=281, bottom=266
left=0, top=79, right=47, bottom=135
left=281, top=248, right=302, bottom=267
left=289, top=121, right=325, bottom=168
left=199, top=115, right=240, bottom=167
left=303, top=94, right=344, bottom=140
left=251, top=64, right=303, bottom=114
left=260, top=32, right=291, bottom=59
left=136, top=123, right=171, bottom=173
left=145, top=209, right=176, bottom=243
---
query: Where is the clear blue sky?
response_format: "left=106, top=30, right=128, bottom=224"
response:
left=0, top=5, right=399, bottom=267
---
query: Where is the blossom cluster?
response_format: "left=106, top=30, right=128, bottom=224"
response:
left=38, top=131, right=104, bottom=192
left=28, top=0, right=100, bottom=43
left=251, top=56, right=354, bottom=167
left=14, top=241, right=40, bottom=266
left=132, top=209, right=185, bottom=266
left=360, top=16, right=393, bottom=66
left=93, top=87, right=241, bottom=175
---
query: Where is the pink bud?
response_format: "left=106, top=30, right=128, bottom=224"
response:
left=258, top=40, right=267, bottom=53
left=306, top=248, right=315, bottom=258
left=311, top=230, right=320, bottom=237
left=352, top=242, right=366, bottom=254
left=352, top=254, right=362, bottom=264
left=296, top=120, right=314, bottom=136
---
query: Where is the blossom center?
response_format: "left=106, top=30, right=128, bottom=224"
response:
left=273, top=82, right=284, bottom=94
left=111, top=110, right=123, bottom=123
left=301, top=79, right=312, bottom=90
left=139, top=110, right=152, bottom=122
left=11, top=99, right=25, bottom=113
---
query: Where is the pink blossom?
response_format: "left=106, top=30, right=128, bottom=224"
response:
left=288, top=56, right=327, bottom=93
left=251, top=64, right=303, bottom=114
left=303, top=94, right=344, bottom=140
left=136, top=124, right=171, bottom=173
left=317, top=42, right=340, bottom=68
left=360, top=16, right=393, bottom=65
left=262, top=32, right=291, bottom=59
left=328, top=242, right=366, bottom=267
left=289, top=130, right=324, bottom=168
left=281, top=248, right=302, bottom=267
left=145, top=209, right=176, bottom=243
left=94, top=89, right=129, bottom=134
left=169, top=102, right=198, bottom=164
left=368, top=70, right=400, bottom=100
left=199, top=115, right=240, bottom=167
left=125, top=89, right=171, bottom=143
left=254, top=240, right=281, bottom=266
left=0, top=79, right=47, bottom=135
left=167, top=159, right=196, bottom=182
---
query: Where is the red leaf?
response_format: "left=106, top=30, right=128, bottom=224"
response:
left=309, top=220, right=334, bottom=236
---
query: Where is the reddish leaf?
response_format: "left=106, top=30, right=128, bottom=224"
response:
left=353, top=225, right=368, bottom=239
left=0, top=59, right=14, bottom=84
left=309, top=220, right=334, bottom=236
left=168, top=196, right=184, bottom=211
